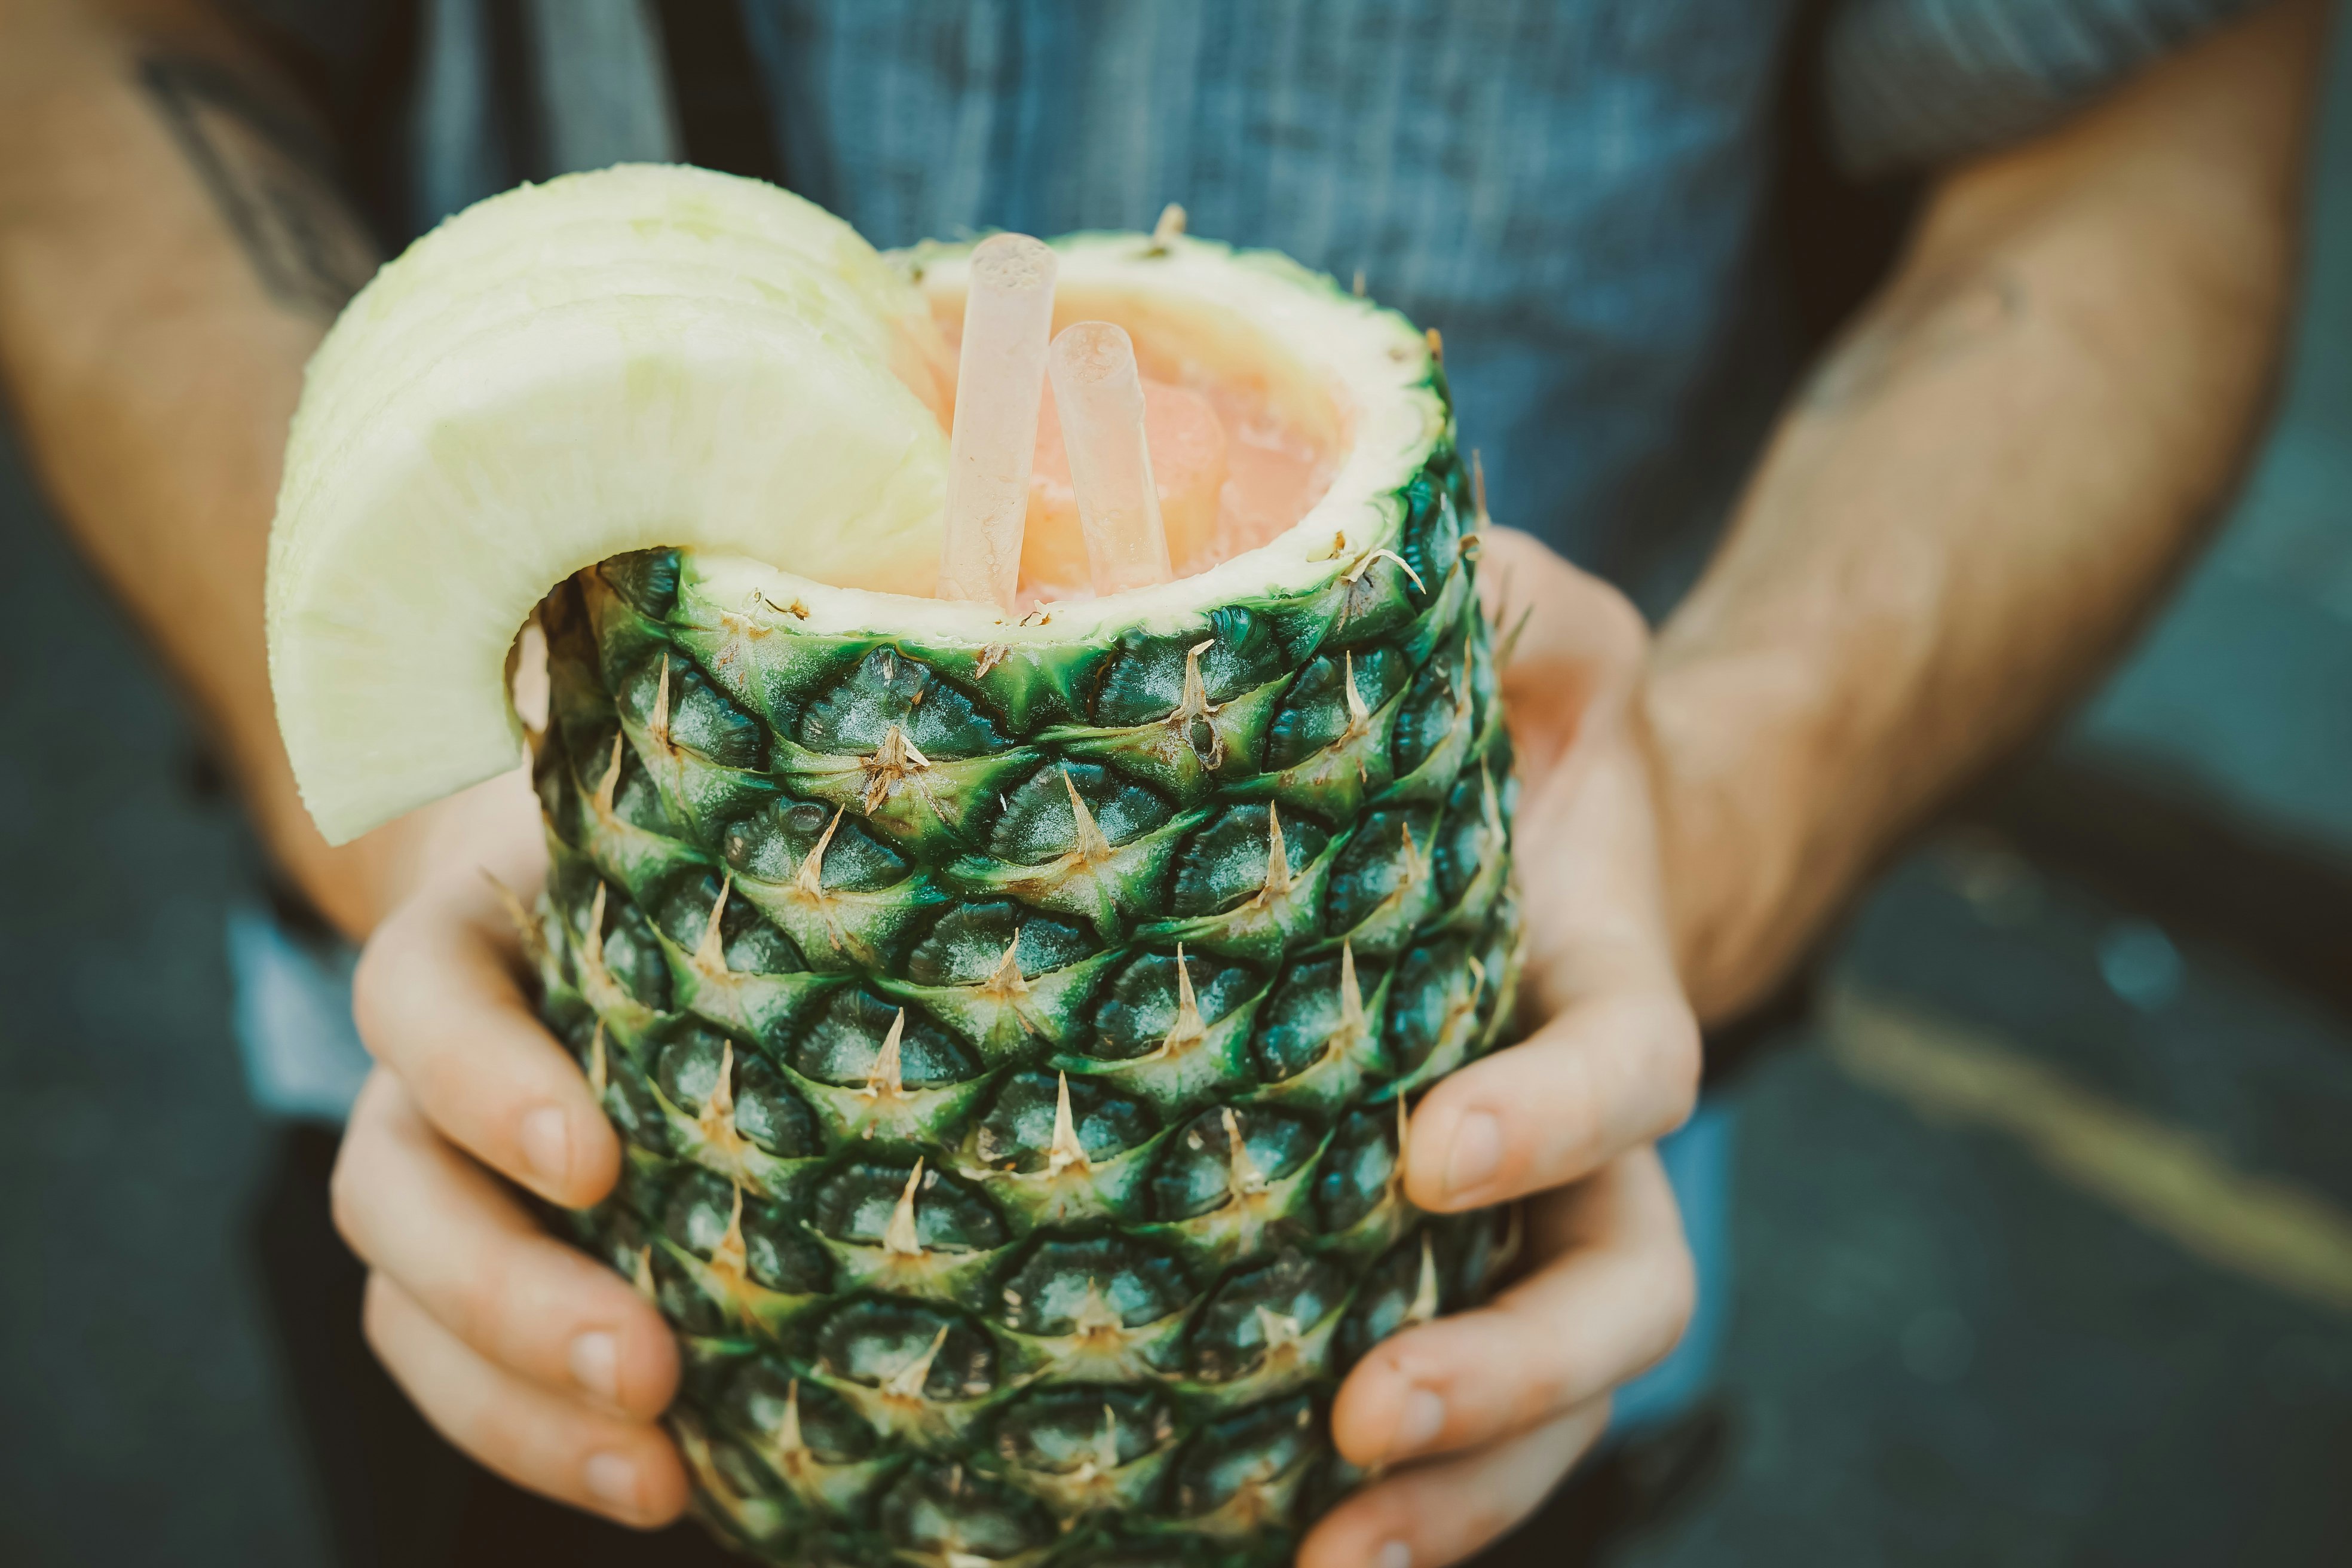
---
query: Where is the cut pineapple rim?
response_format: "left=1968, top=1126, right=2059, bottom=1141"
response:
left=268, top=167, right=1444, bottom=845
left=704, top=231, right=1443, bottom=644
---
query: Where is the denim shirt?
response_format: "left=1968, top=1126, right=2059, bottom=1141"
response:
left=226, top=0, right=2252, bottom=1122
left=244, top=0, right=2253, bottom=577
left=724, top=0, right=2253, bottom=583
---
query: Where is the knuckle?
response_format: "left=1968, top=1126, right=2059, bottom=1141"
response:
left=328, top=1136, right=374, bottom=1258
left=411, top=1045, right=479, bottom=1126
left=349, top=915, right=416, bottom=1052
left=1616, top=990, right=1700, bottom=1139
left=1654, top=1000, right=1702, bottom=1127
left=447, top=1244, right=518, bottom=1357
left=359, top=1271, right=398, bottom=1357
left=1658, top=1232, right=1699, bottom=1340
left=1635, top=1237, right=1699, bottom=1376
left=1527, top=1048, right=1607, bottom=1183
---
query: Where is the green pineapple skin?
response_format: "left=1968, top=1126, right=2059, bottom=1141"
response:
left=528, top=403, right=1524, bottom=1567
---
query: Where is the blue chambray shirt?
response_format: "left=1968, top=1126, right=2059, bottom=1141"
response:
left=728, top=0, right=2258, bottom=590
left=232, top=0, right=2255, bottom=1122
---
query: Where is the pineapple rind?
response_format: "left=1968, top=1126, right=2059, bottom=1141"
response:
left=542, top=418, right=1524, bottom=1567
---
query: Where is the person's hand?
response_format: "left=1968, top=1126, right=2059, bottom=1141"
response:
left=329, top=771, right=691, bottom=1527
left=1301, top=526, right=1701, bottom=1568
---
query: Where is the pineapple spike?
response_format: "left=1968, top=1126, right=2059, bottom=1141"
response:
left=1071, top=1276, right=1125, bottom=1340
left=861, top=724, right=934, bottom=814
left=1220, top=1107, right=1269, bottom=1199
left=795, top=807, right=846, bottom=898
left=1254, top=1304, right=1305, bottom=1357
left=979, top=936, right=1029, bottom=1002
left=1389, top=1092, right=1413, bottom=1204
left=1096, top=1402, right=1122, bottom=1476
left=1405, top=1230, right=1442, bottom=1326
left=584, top=881, right=610, bottom=971
left=1426, top=326, right=1444, bottom=364
left=1340, top=651, right=1374, bottom=782
left=586, top=1021, right=608, bottom=1097
left=1059, top=766, right=1114, bottom=863
left=1498, top=601, right=1536, bottom=668
left=1453, top=629, right=1477, bottom=718
left=693, top=874, right=733, bottom=972
left=777, top=1377, right=806, bottom=1460
left=1344, top=544, right=1426, bottom=594
left=631, top=1244, right=657, bottom=1302
left=1047, top=1071, right=1091, bottom=1177
left=883, top=1322, right=953, bottom=1399
left=650, top=653, right=673, bottom=749
left=1496, top=1201, right=1528, bottom=1277
left=884, top=1159, right=926, bottom=1257
left=1480, top=760, right=1506, bottom=846
left=1149, top=201, right=1186, bottom=252
left=1168, top=638, right=1225, bottom=767
left=1397, top=817, right=1427, bottom=887
left=1471, top=448, right=1491, bottom=528
left=865, top=1009, right=908, bottom=1101
left=480, top=869, right=545, bottom=961
left=701, top=1039, right=739, bottom=1128
left=593, top=730, right=625, bottom=815
left=1258, top=804, right=1294, bottom=903
left=709, top=1181, right=749, bottom=1284
left=1337, top=941, right=1366, bottom=1041
left=1352, top=268, right=1367, bottom=298
left=1155, top=944, right=1207, bottom=1058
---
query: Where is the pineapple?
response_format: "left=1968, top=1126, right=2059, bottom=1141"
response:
left=270, top=166, right=1523, bottom=1567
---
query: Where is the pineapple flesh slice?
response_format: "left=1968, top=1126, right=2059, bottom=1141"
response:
left=269, top=166, right=1522, bottom=1567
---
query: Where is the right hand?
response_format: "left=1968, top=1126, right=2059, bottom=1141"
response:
left=329, top=771, right=691, bottom=1527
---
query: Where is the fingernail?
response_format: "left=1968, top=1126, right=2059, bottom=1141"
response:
left=1442, top=1110, right=1502, bottom=1199
left=1391, top=1388, right=1445, bottom=1459
left=520, top=1105, right=571, bottom=1189
left=584, top=1450, right=640, bottom=1514
left=569, top=1331, right=620, bottom=1403
left=1376, top=1541, right=1412, bottom=1568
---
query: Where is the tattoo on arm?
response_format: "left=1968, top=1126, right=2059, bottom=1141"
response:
left=139, top=54, right=378, bottom=318
left=1802, top=265, right=2026, bottom=413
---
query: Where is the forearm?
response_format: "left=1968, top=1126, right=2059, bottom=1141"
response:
left=1650, top=0, right=2331, bottom=1024
left=0, top=0, right=414, bottom=933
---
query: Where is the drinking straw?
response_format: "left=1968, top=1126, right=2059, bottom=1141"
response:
left=1048, top=320, right=1174, bottom=595
left=939, top=233, right=1057, bottom=610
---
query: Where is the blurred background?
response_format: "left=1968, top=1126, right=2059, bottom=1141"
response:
left=5, top=9, right=2352, bottom=1568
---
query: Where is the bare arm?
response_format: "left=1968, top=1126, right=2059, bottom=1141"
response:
left=0, top=0, right=489, bottom=935
left=1649, top=0, right=2334, bottom=1022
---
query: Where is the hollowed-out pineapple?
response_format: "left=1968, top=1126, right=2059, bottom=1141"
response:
left=270, top=165, right=1521, bottom=1567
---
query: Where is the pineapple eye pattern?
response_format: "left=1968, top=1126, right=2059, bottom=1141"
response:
left=990, top=1383, right=1178, bottom=1474
left=972, top=1070, right=1158, bottom=1171
left=718, top=1356, right=878, bottom=1463
left=540, top=418, right=1520, bottom=1564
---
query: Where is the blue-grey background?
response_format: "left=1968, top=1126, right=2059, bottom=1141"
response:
left=5, top=14, right=2351, bottom=1568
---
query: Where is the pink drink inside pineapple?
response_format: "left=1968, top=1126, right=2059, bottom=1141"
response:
left=929, top=286, right=1337, bottom=605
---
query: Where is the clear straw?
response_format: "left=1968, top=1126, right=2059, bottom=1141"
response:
left=938, top=234, right=1056, bottom=611
left=1048, top=320, right=1172, bottom=596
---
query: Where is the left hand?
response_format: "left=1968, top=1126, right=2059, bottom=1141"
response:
left=1302, top=526, right=1701, bottom=1568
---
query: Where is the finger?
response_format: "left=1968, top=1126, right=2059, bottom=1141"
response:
left=1404, top=978, right=1697, bottom=1211
left=1300, top=1402, right=1612, bottom=1568
left=363, top=1270, right=688, bottom=1529
left=332, top=1070, right=678, bottom=1420
left=1333, top=1150, right=1692, bottom=1469
left=1475, top=527, right=1648, bottom=774
left=353, top=870, right=617, bottom=1208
